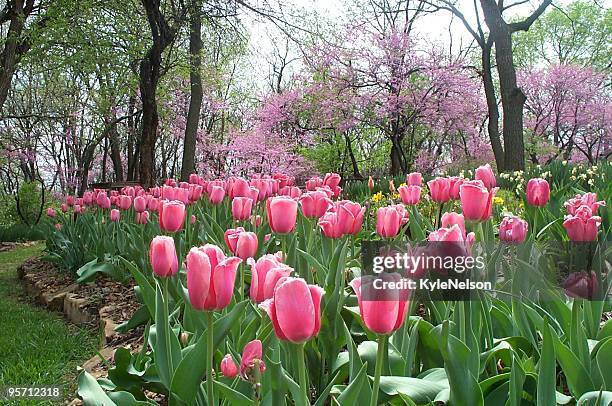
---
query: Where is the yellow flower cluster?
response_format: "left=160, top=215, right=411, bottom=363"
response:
left=493, top=196, right=505, bottom=206
left=371, top=191, right=383, bottom=203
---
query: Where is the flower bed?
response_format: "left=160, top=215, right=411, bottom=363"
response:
left=44, top=165, right=610, bottom=405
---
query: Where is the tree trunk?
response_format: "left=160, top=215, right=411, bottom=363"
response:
left=138, top=0, right=180, bottom=187
left=480, top=0, right=528, bottom=171
left=109, top=122, right=124, bottom=181
left=344, top=132, right=362, bottom=179
left=0, top=0, right=37, bottom=112
left=180, top=0, right=203, bottom=181
left=390, top=136, right=403, bottom=175
left=481, top=42, right=505, bottom=170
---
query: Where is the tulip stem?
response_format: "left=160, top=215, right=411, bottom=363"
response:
left=370, top=334, right=387, bottom=406
left=296, top=343, right=309, bottom=406
left=207, top=311, right=215, bottom=406
left=163, top=278, right=174, bottom=375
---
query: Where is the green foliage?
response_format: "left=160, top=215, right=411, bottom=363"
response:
left=513, top=0, right=612, bottom=70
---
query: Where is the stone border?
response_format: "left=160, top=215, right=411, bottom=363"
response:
left=17, top=263, right=123, bottom=378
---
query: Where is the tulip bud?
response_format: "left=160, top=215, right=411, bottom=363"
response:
left=459, top=180, right=498, bottom=221
left=221, top=354, right=238, bottom=378
left=134, top=196, right=147, bottom=212
left=499, top=216, right=528, bottom=244
left=232, top=197, right=253, bottom=221
left=47, top=207, right=56, bottom=218
left=224, top=228, right=258, bottom=260
left=407, top=172, right=422, bottom=186
left=186, top=245, right=241, bottom=310
left=266, top=196, right=298, bottom=234
left=259, top=277, right=323, bottom=343
left=149, top=236, right=178, bottom=277
left=350, top=274, right=410, bottom=335
left=248, top=254, right=292, bottom=303
left=475, top=164, right=496, bottom=190
left=110, top=209, right=120, bottom=222
left=427, top=177, right=450, bottom=203
left=368, top=176, right=374, bottom=191
left=159, top=200, right=186, bottom=233
left=398, top=185, right=421, bottom=205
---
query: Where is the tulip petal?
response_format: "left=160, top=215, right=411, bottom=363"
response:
left=274, top=278, right=316, bottom=343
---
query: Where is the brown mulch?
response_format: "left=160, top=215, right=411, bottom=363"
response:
left=0, top=240, right=40, bottom=252
left=20, top=256, right=141, bottom=329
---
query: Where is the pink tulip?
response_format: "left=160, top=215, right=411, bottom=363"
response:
left=300, top=191, right=332, bottom=218
left=306, top=176, right=323, bottom=191
left=98, top=194, right=111, bottom=209
left=224, top=227, right=258, bottom=260
left=137, top=211, right=150, bottom=225
left=191, top=214, right=196, bottom=225
left=232, top=197, right=253, bottom=221
left=148, top=197, right=159, bottom=212
left=54, top=223, right=61, bottom=230
left=66, top=195, right=75, bottom=206
left=448, top=177, right=465, bottom=200
left=499, top=216, right=528, bottom=243
left=159, top=200, right=186, bottom=233
left=251, top=215, right=262, bottom=228
left=323, top=172, right=341, bottom=189
left=47, top=207, right=56, bottom=218
left=134, top=196, right=147, bottom=212
left=83, top=192, right=93, bottom=205
left=398, top=185, right=421, bottom=205
left=368, top=176, right=374, bottom=191
left=260, top=277, right=323, bottom=343
left=563, top=205, right=602, bottom=242
left=230, top=177, right=251, bottom=199
left=74, top=204, right=82, bottom=214
left=475, top=164, right=496, bottom=190
left=526, top=178, right=550, bottom=207
left=248, top=253, right=292, bottom=303
left=427, top=177, right=451, bottom=203
left=376, top=204, right=405, bottom=238
left=441, top=212, right=465, bottom=235
left=240, top=340, right=266, bottom=381
left=407, top=172, right=422, bottom=186
left=110, top=195, right=117, bottom=206
left=279, top=185, right=301, bottom=199
left=189, top=173, right=200, bottom=184
left=175, top=188, right=190, bottom=204
left=189, top=184, right=204, bottom=202
left=563, top=271, right=599, bottom=300
left=459, top=180, right=498, bottom=221
left=318, top=211, right=344, bottom=239
left=428, top=224, right=475, bottom=246
left=350, top=273, right=409, bottom=335
left=209, top=185, right=226, bottom=205
left=118, top=195, right=132, bottom=210
left=266, top=196, right=298, bottom=234
left=110, top=209, right=120, bottom=222
left=337, top=200, right=365, bottom=235
left=220, top=354, right=238, bottom=378
left=273, top=173, right=293, bottom=189
left=61, top=203, right=68, bottom=213
left=564, top=192, right=606, bottom=215
left=149, top=236, right=178, bottom=277
left=186, top=244, right=242, bottom=310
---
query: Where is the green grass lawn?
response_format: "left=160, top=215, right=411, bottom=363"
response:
left=0, top=243, right=98, bottom=405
